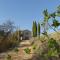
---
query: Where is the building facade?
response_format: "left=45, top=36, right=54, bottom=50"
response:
left=20, top=30, right=31, bottom=40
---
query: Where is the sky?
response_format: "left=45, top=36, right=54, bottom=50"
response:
left=0, top=0, right=60, bottom=31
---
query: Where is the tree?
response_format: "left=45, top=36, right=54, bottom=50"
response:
left=43, top=9, right=49, bottom=33
left=38, top=22, right=40, bottom=38
left=32, top=21, right=34, bottom=37
left=42, top=5, right=60, bottom=37
left=1, top=20, right=15, bottom=40
left=34, top=21, right=37, bottom=37
left=32, top=21, right=37, bottom=37
left=2, top=20, right=15, bottom=32
left=0, top=20, right=16, bottom=52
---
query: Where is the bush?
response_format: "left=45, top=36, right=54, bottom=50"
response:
left=48, top=38, right=60, bottom=53
left=32, top=44, right=36, bottom=50
left=35, top=38, right=60, bottom=60
left=48, top=38, right=57, bottom=48
left=24, top=48, right=31, bottom=54
left=0, top=30, right=20, bottom=52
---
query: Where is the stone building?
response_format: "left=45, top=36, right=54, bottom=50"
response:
left=20, top=30, right=31, bottom=40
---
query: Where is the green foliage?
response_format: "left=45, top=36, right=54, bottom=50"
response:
left=32, top=21, right=37, bottom=37
left=38, top=22, right=40, bottom=37
left=50, top=12, right=56, bottom=18
left=43, top=9, right=49, bottom=17
left=42, top=6, right=60, bottom=34
left=0, top=30, right=20, bottom=52
left=47, top=38, right=60, bottom=57
left=48, top=38, right=57, bottom=48
left=34, top=21, right=37, bottom=37
left=24, top=48, right=31, bottom=54
left=32, top=44, right=36, bottom=50
left=0, top=20, right=19, bottom=52
left=32, top=21, right=34, bottom=37
left=52, top=19, right=60, bottom=28
left=47, top=49, right=58, bottom=57
left=37, top=38, right=60, bottom=58
left=32, top=5, right=60, bottom=59
left=43, top=9, right=50, bottom=20
left=43, top=9, right=49, bottom=33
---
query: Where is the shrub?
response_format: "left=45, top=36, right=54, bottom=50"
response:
left=47, top=49, right=58, bottom=57
left=48, top=38, right=60, bottom=52
left=24, top=48, right=31, bottom=54
left=32, top=44, right=36, bottom=50
left=0, top=30, right=20, bottom=52
left=48, top=38, right=57, bottom=48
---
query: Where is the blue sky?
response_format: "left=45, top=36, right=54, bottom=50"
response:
left=0, top=0, right=60, bottom=31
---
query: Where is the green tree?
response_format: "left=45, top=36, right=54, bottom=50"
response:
left=32, top=21, right=37, bottom=37
left=32, top=21, right=34, bottom=37
left=34, top=21, right=37, bottom=37
left=38, top=22, right=40, bottom=38
left=43, top=9, right=49, bottom=33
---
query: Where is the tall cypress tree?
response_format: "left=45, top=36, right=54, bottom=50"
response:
left=32, top=21, right=34, bottom=37
left=38, top=22, right=40, bottom=38
left=34, top=21, right=37, bottom=37
left=32, top=21, right=37, bottom=37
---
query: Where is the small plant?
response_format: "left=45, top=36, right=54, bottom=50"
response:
left=7, top=54, right=11, bottom=60
left=48, top=38, right=60, bottom=51
left=32, top=44, right=36, bottom=50
left=46, top=38, right=60, bottom=57
left=24, top=48, right=31, bottom=54
left=48, top=38, right=57, bottom=48
left=47, top=49, right=58, bottom=57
